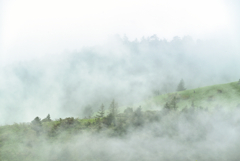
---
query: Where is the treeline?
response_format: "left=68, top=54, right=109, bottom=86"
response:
left=29, top=100, right=157, bottom=137
left=0, top=103, right=233, bottom=161
left=29, top=97, right=208, bottom=138
left=1, top=96, right=235, bottom=160
left=28, top=78, right=200, bottom=138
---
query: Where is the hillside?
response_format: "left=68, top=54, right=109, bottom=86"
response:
left=136, top=81, right=240, bottom=111
left=1, top=81, right=240, bottom=160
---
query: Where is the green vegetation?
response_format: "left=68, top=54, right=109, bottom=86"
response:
left=176, top=79, right=186, bottom=91
left=1, top=81, right=240, bottom=160
left=140, top=81, right=240, bottom=111
left=0, top=107, right=161, bottom=160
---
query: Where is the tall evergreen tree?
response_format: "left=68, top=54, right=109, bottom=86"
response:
left=109, top=99, right=118, bottom=117
left=132, top=107, right=144, bottom=127
left=31, top=117, right=42, bottom=135
left=177, top=79, right=186, bottom=91
left=96, top=104, right=105, bottom=118
left=31, top=117, right=42, bottom=125
left=108, top=99, right=118, bottom=126
left=42, top=114, right=52, bottom=122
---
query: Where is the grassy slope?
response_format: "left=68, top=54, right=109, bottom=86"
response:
left=136, top=81, right=240, bottom=111
left=1, top=81, right=240, bottom=160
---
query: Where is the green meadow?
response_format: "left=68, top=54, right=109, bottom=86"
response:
left=139, top=81, right=240, bottom=111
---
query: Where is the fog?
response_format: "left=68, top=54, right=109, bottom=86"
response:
left=0, top=35, right=239, bottom=124
left=44, top=110, right=240, bottom=161
left=0, top=0, right=233, bottom=64
left=2, top=108, right=240, bottom=160
left=0, top=1, right=240, bottom=160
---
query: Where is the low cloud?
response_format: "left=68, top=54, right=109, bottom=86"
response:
left=0, top=36, right=239, bottom=124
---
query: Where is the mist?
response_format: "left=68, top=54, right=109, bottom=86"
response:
left=0, top=35, right=239, bottom=124
left=2, top=108, right=240, bottom=160
left=1, top=0, right=240, bottom=160
left=45, top=110, right=240, bottom=161
left=0, top=30, right=240, bottom=123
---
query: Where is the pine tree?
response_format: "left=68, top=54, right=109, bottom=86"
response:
left=42, top=114, right=52, bottom=122
left=132, top=107, right=144, bottom=127
left=177, top=79, right=186, bottom=91
left=109, top=99, right=118, bottom=117
left=31, top=117, right=42, bottom=125
left=108, top=99, right=118, bottom=126
left=164, top=97, right=178, bottom=110
left=31, top=117, right=42, bottom=135
left=96, top=104, right=105, bottom=118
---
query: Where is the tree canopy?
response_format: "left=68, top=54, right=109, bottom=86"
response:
left=177, top=79, right=186, bottom=91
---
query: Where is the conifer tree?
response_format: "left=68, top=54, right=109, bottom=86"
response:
left=42, top=114, right=52, bottom=122
left=108, top=99, right=118, bottom=126
left=31, top=117, right=42, bottom=135
left=96, top=104, right=105, bottom=118
left=132, top=107, right=144, bottom=127
left=109, top=99, right=118, bottom=117
left=31, top=117, right=42, bottom=125
left=177, top=79, right=186, bottom=91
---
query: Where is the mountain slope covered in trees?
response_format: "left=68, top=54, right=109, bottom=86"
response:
left=1, top=81, right=240, bottom=160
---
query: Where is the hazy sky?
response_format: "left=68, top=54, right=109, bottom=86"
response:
left=0, top=0, right=237, bottom=65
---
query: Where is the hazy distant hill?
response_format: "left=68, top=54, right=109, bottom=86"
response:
left=138, top=81, right=240, bottom=111
left=1, top=81, right=240, bottom=161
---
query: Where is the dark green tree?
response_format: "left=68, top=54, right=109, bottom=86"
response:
left=164, top=96, right=178, bottom=110
left=177, top=79, right=186, bottom=91
left=96, top=104, right=105, bottom=118
left=108, top=99, right=118, bottom=126
left=132, top=107, right=144, bottom=127
left=109, top=99, right=118, bottom=117
left=95, top=104, right=105, bottom=129
left=31, top=117, right=42, bottom=125
left=31, top=117, right=42, bottom=135
left=103, top=113, right=114, bottom=126
left=42, top=114, right=52, bottom=122
left=170, top=96, right=177, bottom=109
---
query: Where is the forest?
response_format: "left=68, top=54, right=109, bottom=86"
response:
left=1, top=80, right=240, bottom=160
